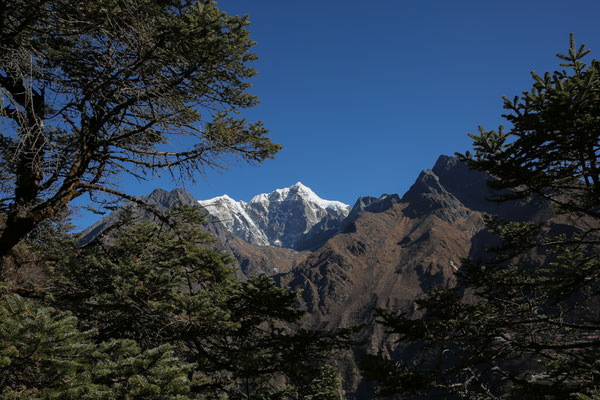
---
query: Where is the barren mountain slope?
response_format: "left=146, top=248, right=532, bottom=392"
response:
left=78, top=155, right=573, bottom=398
left=272, top=156, right=557, bottom=397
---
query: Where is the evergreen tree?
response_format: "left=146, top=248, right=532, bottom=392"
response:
left=43, top=207, right=357, bottom=399
left=0, top=291, right=195, bottom=399
left=0, top=0, right=280, bottom=257
left=0, top=2, right=354, bottom=398
left=361, top=35, right=600, bottom=399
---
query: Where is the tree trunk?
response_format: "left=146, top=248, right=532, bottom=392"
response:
left=0, top=209, right=35, bottom=258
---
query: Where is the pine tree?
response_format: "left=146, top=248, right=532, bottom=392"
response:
left=361, top=35, right=600, bottom=399
left=44, top=207, right=357, bottom=399
left=0, top=0, right=280, bottom=258
left=0, top=291, right=195, bottom=399
left=0, top=2, right=354, bottom=397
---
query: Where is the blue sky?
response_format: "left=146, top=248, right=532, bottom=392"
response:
left=74, top=0, right=600, bottom=228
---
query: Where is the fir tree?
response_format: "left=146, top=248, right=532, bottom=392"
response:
left=44, top=207, right=357, bottom=399
left=361, top=35, right=600, bottom=399
left=0, top=291, right=195, bottom=399
left=0, top=0, right=280, bottom=258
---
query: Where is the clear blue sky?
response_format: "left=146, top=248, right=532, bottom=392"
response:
left=74, top=0, right=600, bottom=228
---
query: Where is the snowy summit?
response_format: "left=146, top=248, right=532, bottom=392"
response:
left=199, top=183, right=350, bottom=249
left=250, top=182, right=349, bottom=211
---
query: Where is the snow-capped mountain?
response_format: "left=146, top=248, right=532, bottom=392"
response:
left=199, top=182, right=350, bottom=250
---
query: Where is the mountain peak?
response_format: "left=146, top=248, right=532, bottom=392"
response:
left=291, top=181, right=308, bottom=190
left=432, top=154, right=460, bottom=172
left=249, top=183, right=349, bottom=211
left=198, top=193, right=236, bottom=205
left=289, top=181, right=314, bottom=195
left=144, top=187, right=198, bottom=209
left=80, top=188, right=198, bottom=245
left=272, top=181, right=317, bottom=200
left=198, top=183, right=350, bottom=249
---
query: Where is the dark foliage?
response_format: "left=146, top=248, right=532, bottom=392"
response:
left=362, top=35, right=600, bottom=399
left=0, top=0, right=280, bottom=257
left=0, top=206, right=356, bottom=399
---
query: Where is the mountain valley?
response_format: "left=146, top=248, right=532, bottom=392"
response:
left=81, top=155, right=561, bottom=398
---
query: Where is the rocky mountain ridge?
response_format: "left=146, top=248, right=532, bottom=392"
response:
left=79, top=155, right=561, bottom=398
left=80, top=188, right=199, bottom=245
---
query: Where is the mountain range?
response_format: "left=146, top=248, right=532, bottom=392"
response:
left=198, top=182, right=350, bottom=250
left=81, top=155, right=560, bottom=398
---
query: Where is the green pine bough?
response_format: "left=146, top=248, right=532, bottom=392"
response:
left=1, top=206, right=358, bottom=399
left=361, top=34, right=600, bottom=400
